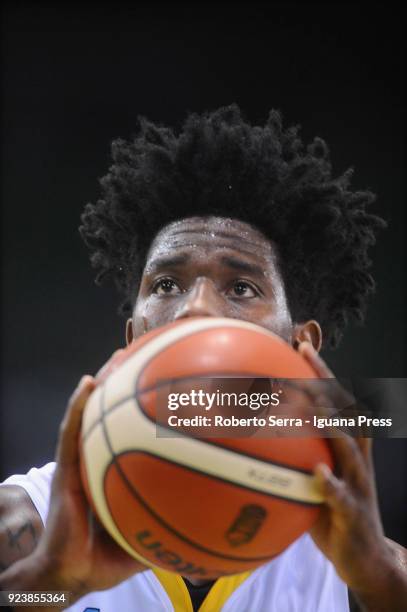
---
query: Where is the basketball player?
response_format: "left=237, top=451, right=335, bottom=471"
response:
left=1, top=105, right=406, bottom=611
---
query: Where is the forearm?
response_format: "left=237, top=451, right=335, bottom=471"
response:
left=352, top=543, right=407, bottom=612
left=0, top=550, right=80, bottom=612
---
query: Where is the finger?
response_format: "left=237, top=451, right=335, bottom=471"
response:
left=355, top=436, right=373, bottom=459
left=314, top=463, right=355, bottom=514
left=288, top=378, right=356, bottom=425
left=326, top=431, right=360, bottom=466
left=298, top=341, right=335, bottom=379
left=355, top=436, right=374, bottom=472
left=326, top=432, right=375, bottom=495
left=295, top=344, right=373, bottom=488
left=305, top=402, right=365, bottom=475
left=56, top=375, right=96, bottom=469
left=97, top=528, right=148, bottom=574
left=96, top=348, right=125, bottom=381
left=295, top=344, right=360, bottom=424
left=296, top=342, right=350, bottom=411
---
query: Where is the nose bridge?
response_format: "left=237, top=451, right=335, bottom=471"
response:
left=175, top=276, right=222, bottom=319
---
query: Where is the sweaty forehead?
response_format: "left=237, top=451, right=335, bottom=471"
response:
left=146, top=216, right=277, bottom=262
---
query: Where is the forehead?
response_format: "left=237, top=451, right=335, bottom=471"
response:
left=146, top=216, right=277, bottom=264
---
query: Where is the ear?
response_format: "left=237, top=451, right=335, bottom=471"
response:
left=125, top=318, right=134, bottom=346
left=292, top=320, right=322, bottom=353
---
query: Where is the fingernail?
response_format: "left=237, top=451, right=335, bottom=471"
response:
left=314, top=462, right=332, bottom=480
left=298, top=341, right=312, bottom=354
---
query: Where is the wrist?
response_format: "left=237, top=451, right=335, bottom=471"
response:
left=0, top=549, right=57, bottom=590
left=0, top=549, right=84, bottom=609
left=352, top=555, right=407, bottom=612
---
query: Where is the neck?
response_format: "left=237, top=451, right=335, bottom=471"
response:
left=183, top=576, right=216, bottom=586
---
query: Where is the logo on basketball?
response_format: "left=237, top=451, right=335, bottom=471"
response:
left=225, top=504, right=267, bottom=547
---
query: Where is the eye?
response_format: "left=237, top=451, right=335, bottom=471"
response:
left=152, top=277, right=183, bottom=295
left=227, top=280, right=258, bottom=299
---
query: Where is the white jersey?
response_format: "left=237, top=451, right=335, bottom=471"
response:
left=2, top=463, right=349, bottom=612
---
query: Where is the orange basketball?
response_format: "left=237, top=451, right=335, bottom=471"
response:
left=80, top=317, right=332, bottom=580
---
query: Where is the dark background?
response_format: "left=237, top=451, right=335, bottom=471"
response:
left=1, top=2, right=406, bottom=546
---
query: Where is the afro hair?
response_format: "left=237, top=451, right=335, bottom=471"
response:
left=79, top=103, right=386, bottom=348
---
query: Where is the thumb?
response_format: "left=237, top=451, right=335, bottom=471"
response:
left=56, top=375, right=96, bottom=470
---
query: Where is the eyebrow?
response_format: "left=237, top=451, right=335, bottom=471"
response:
left=220, top=256, right=265, bottom=278
left=144, top=253, right=265, bottom=279
left=144, top=254, right=190, bottom=274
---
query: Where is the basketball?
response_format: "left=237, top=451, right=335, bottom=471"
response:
left=79, top=317, right=333, bottom=579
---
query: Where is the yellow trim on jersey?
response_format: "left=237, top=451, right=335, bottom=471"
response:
left=200, top=571, right=252, bottom=611
left=152, top=568, right=193, bottom=611
left=152, top=568, right=252, bottom=612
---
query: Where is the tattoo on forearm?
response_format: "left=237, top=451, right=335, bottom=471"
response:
left=5, top=521, right=37, bottom=552
left=1, top=515, right=37, bottom=551
left=0, top=515, right=38, bottom=568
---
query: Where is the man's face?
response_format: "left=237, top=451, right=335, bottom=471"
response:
left=131, top=216, right=295, bottom=343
